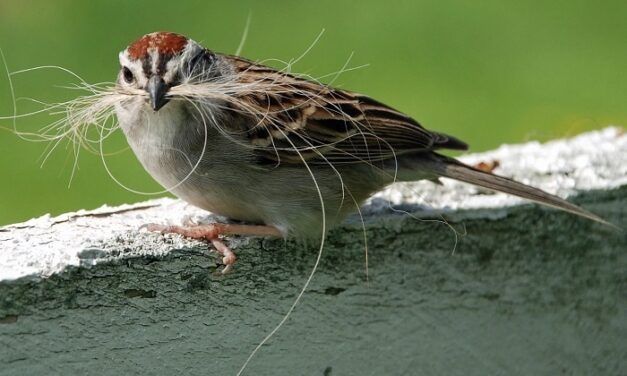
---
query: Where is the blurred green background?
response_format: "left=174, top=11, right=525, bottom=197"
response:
left=0, top=0, right=625, bottom=225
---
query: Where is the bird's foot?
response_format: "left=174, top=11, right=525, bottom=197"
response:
left=144, top=222, right=282, bottom=273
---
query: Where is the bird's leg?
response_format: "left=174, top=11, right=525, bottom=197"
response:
left=145, top=223, right=282, bottom=273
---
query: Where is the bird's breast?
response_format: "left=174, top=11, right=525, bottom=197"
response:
left=118, top=105, right=269, bottom=222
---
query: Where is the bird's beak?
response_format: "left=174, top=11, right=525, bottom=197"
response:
left=146, top=76, right=169, bottom=111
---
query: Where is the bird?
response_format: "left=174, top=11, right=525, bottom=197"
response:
left=114, top=31, right=607, bottom=271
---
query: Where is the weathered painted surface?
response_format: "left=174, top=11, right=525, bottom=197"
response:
left=0, top=128, right=625, bottom=375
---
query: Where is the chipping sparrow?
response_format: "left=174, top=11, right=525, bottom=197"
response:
left=114, top=32, right=606, bottom=270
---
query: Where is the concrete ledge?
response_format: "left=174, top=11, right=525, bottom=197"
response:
left=0, top=127, right=625, bottom=375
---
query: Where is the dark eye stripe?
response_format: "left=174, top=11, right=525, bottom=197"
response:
left=142, top=56, right=152, bottom=77
left=156, top=54, right=168, bottom=76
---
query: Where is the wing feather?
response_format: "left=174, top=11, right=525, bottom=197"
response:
left=224, top=55, right=468, bottom=165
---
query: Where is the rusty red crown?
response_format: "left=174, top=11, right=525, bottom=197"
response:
left=127, top=32, right=188, bottom=60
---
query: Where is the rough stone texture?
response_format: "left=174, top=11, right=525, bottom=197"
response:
left=0, top=127, right=625, bottom=376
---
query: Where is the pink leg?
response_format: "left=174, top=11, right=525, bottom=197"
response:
left=145, top=223, right=282, bottom=273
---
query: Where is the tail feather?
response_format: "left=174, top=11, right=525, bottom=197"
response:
left=426, top=154, right=614, bottom=227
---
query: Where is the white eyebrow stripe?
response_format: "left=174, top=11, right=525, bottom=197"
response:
left=163, top=58, right=179, bottom=83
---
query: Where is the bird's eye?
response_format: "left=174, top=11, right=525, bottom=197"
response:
left=122, top=67, right=134, bottom=83
left=189, top=53, right=204, bottom=70
left=185, top=50, right=213, bottom=77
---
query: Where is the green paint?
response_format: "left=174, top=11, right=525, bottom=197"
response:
left=0, top=188, right=625, bottom=374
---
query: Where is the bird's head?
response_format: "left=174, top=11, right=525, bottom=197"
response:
left=118, top=32, right=215, bottom=111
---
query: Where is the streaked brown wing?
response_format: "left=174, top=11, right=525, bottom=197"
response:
left=225, top=55, right=468, bottom=165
